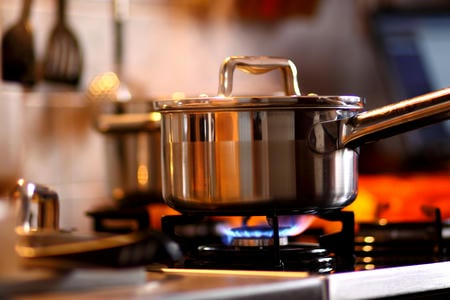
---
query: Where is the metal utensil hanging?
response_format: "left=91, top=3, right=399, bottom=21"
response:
left=42, top=0, right=83, bottom=86
left=1, top=0, right=36, bottom=86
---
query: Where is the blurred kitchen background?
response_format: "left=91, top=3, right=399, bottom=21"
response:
left=0, top=0, right=449, bottom=231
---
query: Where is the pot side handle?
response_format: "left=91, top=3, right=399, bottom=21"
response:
left=95, top=113, right=161, bottom=133
left=218, top=56, right=301, bottom=97
left=342, top=87, right=450, bottom=149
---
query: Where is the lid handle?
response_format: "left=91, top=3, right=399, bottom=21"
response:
left=218, top=56, right=301, bottom=97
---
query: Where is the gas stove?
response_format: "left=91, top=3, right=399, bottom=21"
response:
left=141, top=207, right=450, bottom=299
left=160, top=208, right=446, bottom=269
left=84, top=193, right=450, bottom=299
left=160, top=211, right=355, bottom=273
left=143, top=262, right=450, bottom=300
left=11, top=203, right=449, bottom=299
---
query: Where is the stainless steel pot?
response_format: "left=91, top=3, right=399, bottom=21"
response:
left=97, top=109, right=162, bottom=206
left=89, top=78, right=162, bottom=206
left=156, top=56, right=450, bottom=215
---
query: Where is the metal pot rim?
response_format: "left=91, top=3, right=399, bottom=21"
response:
left=155, top=95, right=363, bottom=112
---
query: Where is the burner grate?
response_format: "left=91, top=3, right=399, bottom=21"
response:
left=183, top=243, right=335, bottom=273
left=354, top=209, right=446, bottom=270
left=161, top=211, right=356, bottom=273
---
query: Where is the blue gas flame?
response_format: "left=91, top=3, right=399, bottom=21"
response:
left=218, top=216, right=314, bottom=246
left=220, top=225, right=299, bottom=245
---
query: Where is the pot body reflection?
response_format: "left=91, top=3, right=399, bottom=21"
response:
left=161, top=108, right=359, bottom=215
left=105, top=129, right=162, bottom=202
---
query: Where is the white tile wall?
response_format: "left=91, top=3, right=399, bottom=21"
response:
left=1, top=0, right=388, bottom=99
left=1, top=0, right=393, bottom=231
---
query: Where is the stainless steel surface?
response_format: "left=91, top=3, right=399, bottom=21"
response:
left=10, top=263, right=450, bottom=299
left=1, top=268, right=147, bottom=298
left=160, top=108, right=358, bottom=214
left=218, top=56, right=301, bottom=96
left=328, top=261, right=450, bottom=300
left=157, top=56, right=450, bottom=214
left=310, top=87, right=450, bottom=153
left=102, top=123, right=162, bottom=202
left=152, top=271, right=325, bottom=300
left=10, top=179, right=59, bottom=232
left=96, top=112, right=161, bottom=133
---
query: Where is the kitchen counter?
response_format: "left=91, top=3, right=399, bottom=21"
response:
left=2, top=268, right=147, bottom=299
left=9, top=262, right=450, bottom=300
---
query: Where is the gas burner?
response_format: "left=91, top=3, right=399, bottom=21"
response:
left=225, top=225, right=292, bottom=247
left=161, top=211, right=356, bottom=272
left=183, top=243, right=335, bottom=273
left=232, top=236, right=288, bottom=247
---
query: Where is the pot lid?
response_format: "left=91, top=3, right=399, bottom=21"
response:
left=156, top=56, right=363, bottom=111
left=157, top=94, right=363, bottom=111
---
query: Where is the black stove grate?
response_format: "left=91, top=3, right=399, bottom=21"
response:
left=354, top=208, right=446, bottom=269
left=183, top=243, right=334, bottom=273
left=161, top=211, right=356, bottom=273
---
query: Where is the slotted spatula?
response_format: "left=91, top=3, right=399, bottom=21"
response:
left=1, top=0, right=37, bottom=86
left=43, top=0, right=82, bottom=86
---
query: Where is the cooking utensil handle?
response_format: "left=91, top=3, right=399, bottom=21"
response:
left=343, top=87, right=450, bottom=149
left=113, top=0, right=129, bottom=78
left=20, top=0, right=32, bottom=22
left=57, top=0, right=66, bottom=23
left=218, top=56, right=301, bottom=97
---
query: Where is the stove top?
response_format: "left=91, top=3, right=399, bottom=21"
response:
left=162, top=211, right=358, bottom=272
left=184, top=243, right=334, bottom=273
left=145, top=262, right=450, bottom=300
left=83, top=204, right=450, bottom=299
